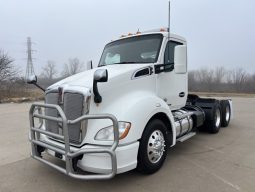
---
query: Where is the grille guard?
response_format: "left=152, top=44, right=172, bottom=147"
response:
left=29, top=103, right=119, bottom=180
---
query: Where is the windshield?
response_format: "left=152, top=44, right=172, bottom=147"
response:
left=99, top=34, right=163, bottom=66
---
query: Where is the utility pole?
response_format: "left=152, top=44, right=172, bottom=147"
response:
left=25, top=37, right=35, bottom=80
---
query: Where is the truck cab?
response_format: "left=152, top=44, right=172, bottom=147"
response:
left=28, top=29, right=232, bottom=180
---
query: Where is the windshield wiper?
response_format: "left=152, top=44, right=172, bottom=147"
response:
left=99, top=61, right=148, bottom=66
left=113, top=61, right=136, bottom=64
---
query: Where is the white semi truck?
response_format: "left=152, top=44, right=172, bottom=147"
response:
left=27, top=28, right=232, bottom=180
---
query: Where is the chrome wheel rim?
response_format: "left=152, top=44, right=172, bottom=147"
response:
left=215, top=108, right=221, bottom=127
left=147, top=130, right=165, bottom=164
left=225, top=105, right=230, bottom=122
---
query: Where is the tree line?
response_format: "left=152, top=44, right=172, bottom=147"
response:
left=40, top=58, right=85, bottom=80
left=0, top=50, right=87, bottom=100
left=0, top=49, right=255, bottom=101
left=189, top=67, right=255, bottom=93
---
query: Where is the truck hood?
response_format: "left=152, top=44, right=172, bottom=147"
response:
left=47, top=64, right=152, bottom=91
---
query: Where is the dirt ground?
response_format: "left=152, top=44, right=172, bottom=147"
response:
left=0, top=97, right=255, bottom=192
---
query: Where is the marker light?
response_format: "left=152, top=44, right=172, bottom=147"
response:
left=160, top=28, right=167, bottom=32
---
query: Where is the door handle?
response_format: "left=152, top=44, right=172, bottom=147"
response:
left=179, top=92, right=185, bottom=97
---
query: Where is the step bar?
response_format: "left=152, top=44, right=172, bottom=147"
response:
left=29, top=103, right=119, bottom=180
left=177, top=132, right=196, bottom=142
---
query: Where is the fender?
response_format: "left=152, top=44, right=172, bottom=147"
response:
left=83, top=90, right=176, bottom=147
left=123, top=95, right=176, bottom=146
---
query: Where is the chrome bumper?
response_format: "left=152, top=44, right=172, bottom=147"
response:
left=29, top=103, right=119, bottom=180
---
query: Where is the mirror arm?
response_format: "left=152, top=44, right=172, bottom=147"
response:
left=90, top=61, right=93, bottom=69
left=33, top=83, right=45, bottom=92
left=93, top=80, right=102, bottom=103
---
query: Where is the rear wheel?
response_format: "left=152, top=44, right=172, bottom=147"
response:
left=137, top=119, right=169, bottom=174
left=220, top=100, right=231, bottom=127
left=207, top=102, right=222, bottom=133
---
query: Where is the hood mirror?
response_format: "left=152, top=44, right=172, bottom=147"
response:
left=94, top=69, right=108, bottom=82
left=93, top=69, right=108, bottom=103
left=26, top=74, right=45, bottom=92
left=26, top=74, right=37, bottom=84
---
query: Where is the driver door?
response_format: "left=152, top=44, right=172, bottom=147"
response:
left=157, top=40, right=187, bottom=110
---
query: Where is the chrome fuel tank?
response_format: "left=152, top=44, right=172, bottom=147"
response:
left=173, top=110, right=193, bottom=138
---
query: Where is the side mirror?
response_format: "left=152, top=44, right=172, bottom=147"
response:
left=93, top=69, right=108, bottom=103
left=26, top=74, right=45, bottom=92
left=26, top=74, right=37, bottom=84
left=87, top=60, right=93, bottom=70
left=174, top=45, right=187, bottom=74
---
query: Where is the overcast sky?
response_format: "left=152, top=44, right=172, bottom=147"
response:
left=1, top=0, right=255, bottom=75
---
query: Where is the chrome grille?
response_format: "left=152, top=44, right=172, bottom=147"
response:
left=64, top=93, right=84, bottom=143
left=45, top=93, right=59, bottom=134
left=45, top=91, right=86, bottom=144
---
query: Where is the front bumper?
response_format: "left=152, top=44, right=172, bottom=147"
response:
left=77, top=142, right=139, bottom=174
left=46, top=141, right=139, bottom=174
left=29, top=103, right=121, bottom=180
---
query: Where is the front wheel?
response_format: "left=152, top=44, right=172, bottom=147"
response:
left=137, top=119, right=169, bottom=174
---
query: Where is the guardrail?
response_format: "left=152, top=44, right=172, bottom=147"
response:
left=29, top=103, right=119, bottom=180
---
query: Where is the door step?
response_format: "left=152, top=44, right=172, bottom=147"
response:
left=177, top=132, right=196, bottom=142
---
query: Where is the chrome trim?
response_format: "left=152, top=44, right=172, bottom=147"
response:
left=29, top=103, right=119, bottom=180
left=81, top=95, right=90, bottom=142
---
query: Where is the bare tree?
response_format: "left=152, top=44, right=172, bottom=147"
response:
left=188, top=70, right=197, bottom=91
left=0, top=50, right=17, bottom=82
left=226, top=70, right=233, bottom=84
left=214, top=66, right=226, bottom=85
left=61, top=58, right=84, bottom=77
left=41, top=60, right=57, bottom=80
left=231, top=68, right=248, bottom=92
left=196, top=68, right=213, bottom=83
left=196, top=68, right=214, bottom=91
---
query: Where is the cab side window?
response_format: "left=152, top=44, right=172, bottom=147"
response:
left=164, top=41, right=182, bottom=64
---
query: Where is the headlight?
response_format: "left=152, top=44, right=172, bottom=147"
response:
left=95, top=121, right=131, bottom=141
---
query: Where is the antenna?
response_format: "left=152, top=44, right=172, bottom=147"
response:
left=168, top=1, right=171, bottom=40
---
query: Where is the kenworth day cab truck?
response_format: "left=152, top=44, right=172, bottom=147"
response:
left=27, top=28, right=232, bottom=180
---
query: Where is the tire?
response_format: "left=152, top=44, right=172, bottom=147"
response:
left=137, top=119, right=169, bottom=174
left=206, top=101, right=222, bottom=133
left=220, top=100, right=231, bottom=127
